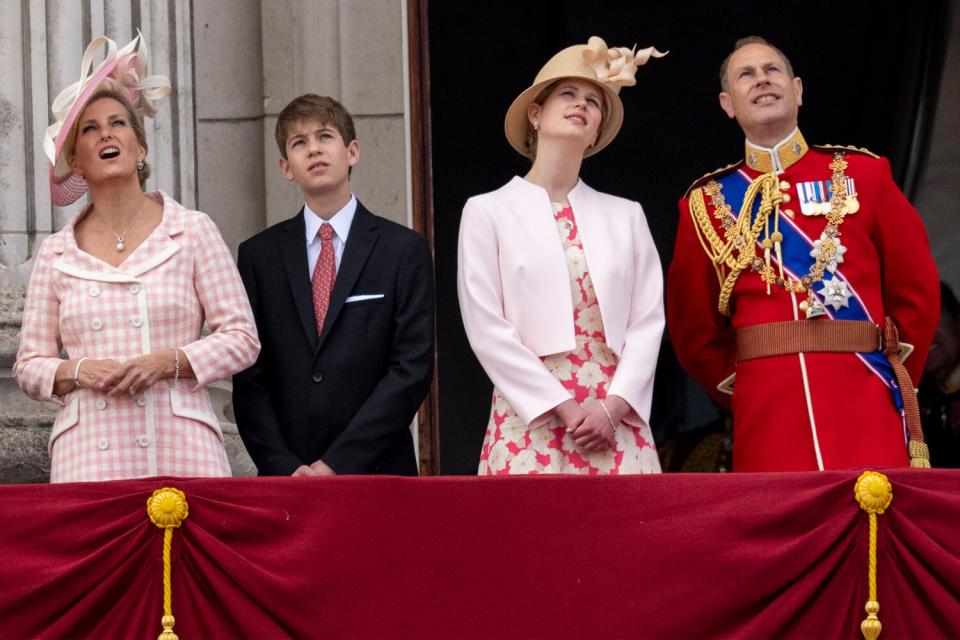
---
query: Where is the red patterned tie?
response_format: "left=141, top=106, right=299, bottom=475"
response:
left=311, top=223, right=337, bottom=335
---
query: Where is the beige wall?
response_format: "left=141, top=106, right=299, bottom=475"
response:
left=259, top=0, right=409, bottom=229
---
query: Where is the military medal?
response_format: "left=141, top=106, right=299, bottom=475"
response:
left=690, top=141, right=858, bottom=320
left=809, top=234, right=847, bottom=273
left=798, top=292, right=826, bottom=318
left=780, top=152, right=857, bottom=319
left=818, top=278, right=852, bottom=310
left=798, top=177, right=858, bottom=216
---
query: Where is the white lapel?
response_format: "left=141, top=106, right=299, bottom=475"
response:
left=51, top=191, right=184, bottom=282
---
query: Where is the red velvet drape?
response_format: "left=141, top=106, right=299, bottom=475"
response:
left=2, top=470, right=958, bottom=638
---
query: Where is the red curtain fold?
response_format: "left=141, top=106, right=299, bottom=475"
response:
left=2, top=469, right=958, bottom=639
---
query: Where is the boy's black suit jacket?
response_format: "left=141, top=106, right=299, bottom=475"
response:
left=233, top=202, right=434, bottom=475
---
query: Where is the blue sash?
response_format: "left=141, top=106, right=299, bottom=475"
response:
left=717, top=171, right=905, bottom=414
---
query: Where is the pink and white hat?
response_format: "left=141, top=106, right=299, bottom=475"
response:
left=43, top=31, right=171, bottom=206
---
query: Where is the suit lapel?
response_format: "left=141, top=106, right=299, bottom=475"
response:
left=316, top=203, right=379, bottom=352
left=278, top=209, right=319, bottom=351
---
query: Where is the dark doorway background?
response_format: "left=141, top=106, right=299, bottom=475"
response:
left=428, top=1, right=953, bottom=474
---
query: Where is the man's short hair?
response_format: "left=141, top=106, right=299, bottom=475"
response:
left=275, top=94, right=357, bottom=159
left=719, top=36, right=795, bottom=92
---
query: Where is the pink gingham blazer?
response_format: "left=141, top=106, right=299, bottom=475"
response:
left=458, top=177, right=664, bottom=428
left=13, top=192, right=260, bottom=482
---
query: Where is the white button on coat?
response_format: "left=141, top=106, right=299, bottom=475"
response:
left=91, top=318, right=103, bottom=331
left=128, top=284, right=142, bottom=295
left=95, top=398, right=107, bottom=410
left=89, top=285, right=101, bottom=297
left=136, top=396, right=147, bottom=407
left=137, top=435, right=151, bottom=447
left=130, top=316, right=143, bottom=328
left=97, top=438, right=109, bottom=450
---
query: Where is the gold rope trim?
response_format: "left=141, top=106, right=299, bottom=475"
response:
left=688, top=187, right=727, bottom=291
left=688, top=173, right=782, bottom=315
left=147, top=487, right=189, bottom=640
left=855, top=471, right=892, bottom=640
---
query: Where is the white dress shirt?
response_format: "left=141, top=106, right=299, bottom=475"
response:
left=305, top=195, right=356, bottom=274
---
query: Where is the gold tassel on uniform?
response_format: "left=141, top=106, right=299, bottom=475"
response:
left=854, top=471, right=893, bottom=640
left=147, top=487, right=190, bottom=640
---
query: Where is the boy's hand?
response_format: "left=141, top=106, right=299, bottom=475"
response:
left=310, top=459, right=337, bottom=476
left=292, top=465, right=319, bottom=477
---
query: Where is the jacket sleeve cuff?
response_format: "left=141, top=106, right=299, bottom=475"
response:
left=18, top=358, right=66, bottom=406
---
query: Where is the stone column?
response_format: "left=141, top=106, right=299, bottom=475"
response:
left=260, top=0, right=408, bottom=227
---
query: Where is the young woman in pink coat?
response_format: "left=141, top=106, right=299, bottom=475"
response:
left=14, top=34, right=259, bottom=482
left=458, top=37, right=666, bottom=474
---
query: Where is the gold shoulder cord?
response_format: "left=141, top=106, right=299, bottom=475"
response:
left=687, top=173, right=782, bottom=315
left=688, top=187, right=726, bottom=289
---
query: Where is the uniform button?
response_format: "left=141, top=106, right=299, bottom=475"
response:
left=783, top=208, right=795, bottom=219
left=89, top=285, right=101, bottom=297
left=137, top=435, right=151, bottom=447
left=136, top=396, right=147, bottom=407
left=97, top=438, right=109, bottom=450
left=312, top=372, right=323, bottom=383
left=95, top=398, right=107, bottom=410
left=91, top=318, right=103, bottom=331
left=130, top=315, right=143, bottom=328
left=779, top=180, right=790, bottom=191
left=781, top=193, right=792, bottom=204
left=128, top=283, right=142, bottom=295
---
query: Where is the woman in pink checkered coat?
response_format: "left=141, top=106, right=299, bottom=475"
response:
left=13, top=34, right=260, bottom=482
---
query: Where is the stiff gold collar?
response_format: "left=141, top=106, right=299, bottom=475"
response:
left=744, top=129, right=808, bottom=173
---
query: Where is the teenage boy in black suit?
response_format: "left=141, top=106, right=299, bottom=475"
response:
left=234, top=94, right=434, bottom=476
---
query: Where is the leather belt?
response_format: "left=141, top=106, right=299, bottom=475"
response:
left=734, top=318, right=930, bottom=467
left=736, top=319, right=880, bottom=361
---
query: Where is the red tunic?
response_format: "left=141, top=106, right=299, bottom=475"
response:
left=668, top=136, right=939, bottom=471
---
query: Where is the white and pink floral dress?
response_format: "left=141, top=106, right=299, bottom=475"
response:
left=478, top=204, right=660, bottom=475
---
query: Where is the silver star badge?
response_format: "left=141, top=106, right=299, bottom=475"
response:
left=818, top=278, right=852, bottom=310
left=809, top=234, right=848, bottom=273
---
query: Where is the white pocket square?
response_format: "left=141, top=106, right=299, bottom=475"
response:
left=345, top=294, right=385, bottom=303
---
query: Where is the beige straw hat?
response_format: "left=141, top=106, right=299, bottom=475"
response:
left=504, top=36, right=666, bottom=159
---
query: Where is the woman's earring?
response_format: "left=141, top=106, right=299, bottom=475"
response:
left=137, top=160, right=145, bottom=171
left=533, top=120, right=540, bottom=131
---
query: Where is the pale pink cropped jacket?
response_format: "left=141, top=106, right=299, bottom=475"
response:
left=457, top=176, right=664, bottom=428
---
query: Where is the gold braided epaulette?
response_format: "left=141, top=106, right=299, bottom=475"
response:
left=683, top=160, right=743, bottom=198
left=812, top=144, right=880, bottom=159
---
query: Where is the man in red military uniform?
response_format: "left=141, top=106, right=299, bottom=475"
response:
left=668, top=36, right=939, bottom=471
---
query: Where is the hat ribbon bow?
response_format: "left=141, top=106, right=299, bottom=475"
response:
left=43, top=30, right=171, bottom=165
left=582, top=36, right=667, bottom=88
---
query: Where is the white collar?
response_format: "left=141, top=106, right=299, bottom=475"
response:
left=304, top=195, right=357, bottom=244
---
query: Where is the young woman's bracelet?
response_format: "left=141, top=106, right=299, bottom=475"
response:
left=598, top=399, right=617, bottom=431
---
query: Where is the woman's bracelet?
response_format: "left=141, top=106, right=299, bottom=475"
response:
left=73, top=357, right=89, bottom=389
left=598, top=399, right=617, bottom=432
left=173, top=348, right=181, bottom=384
